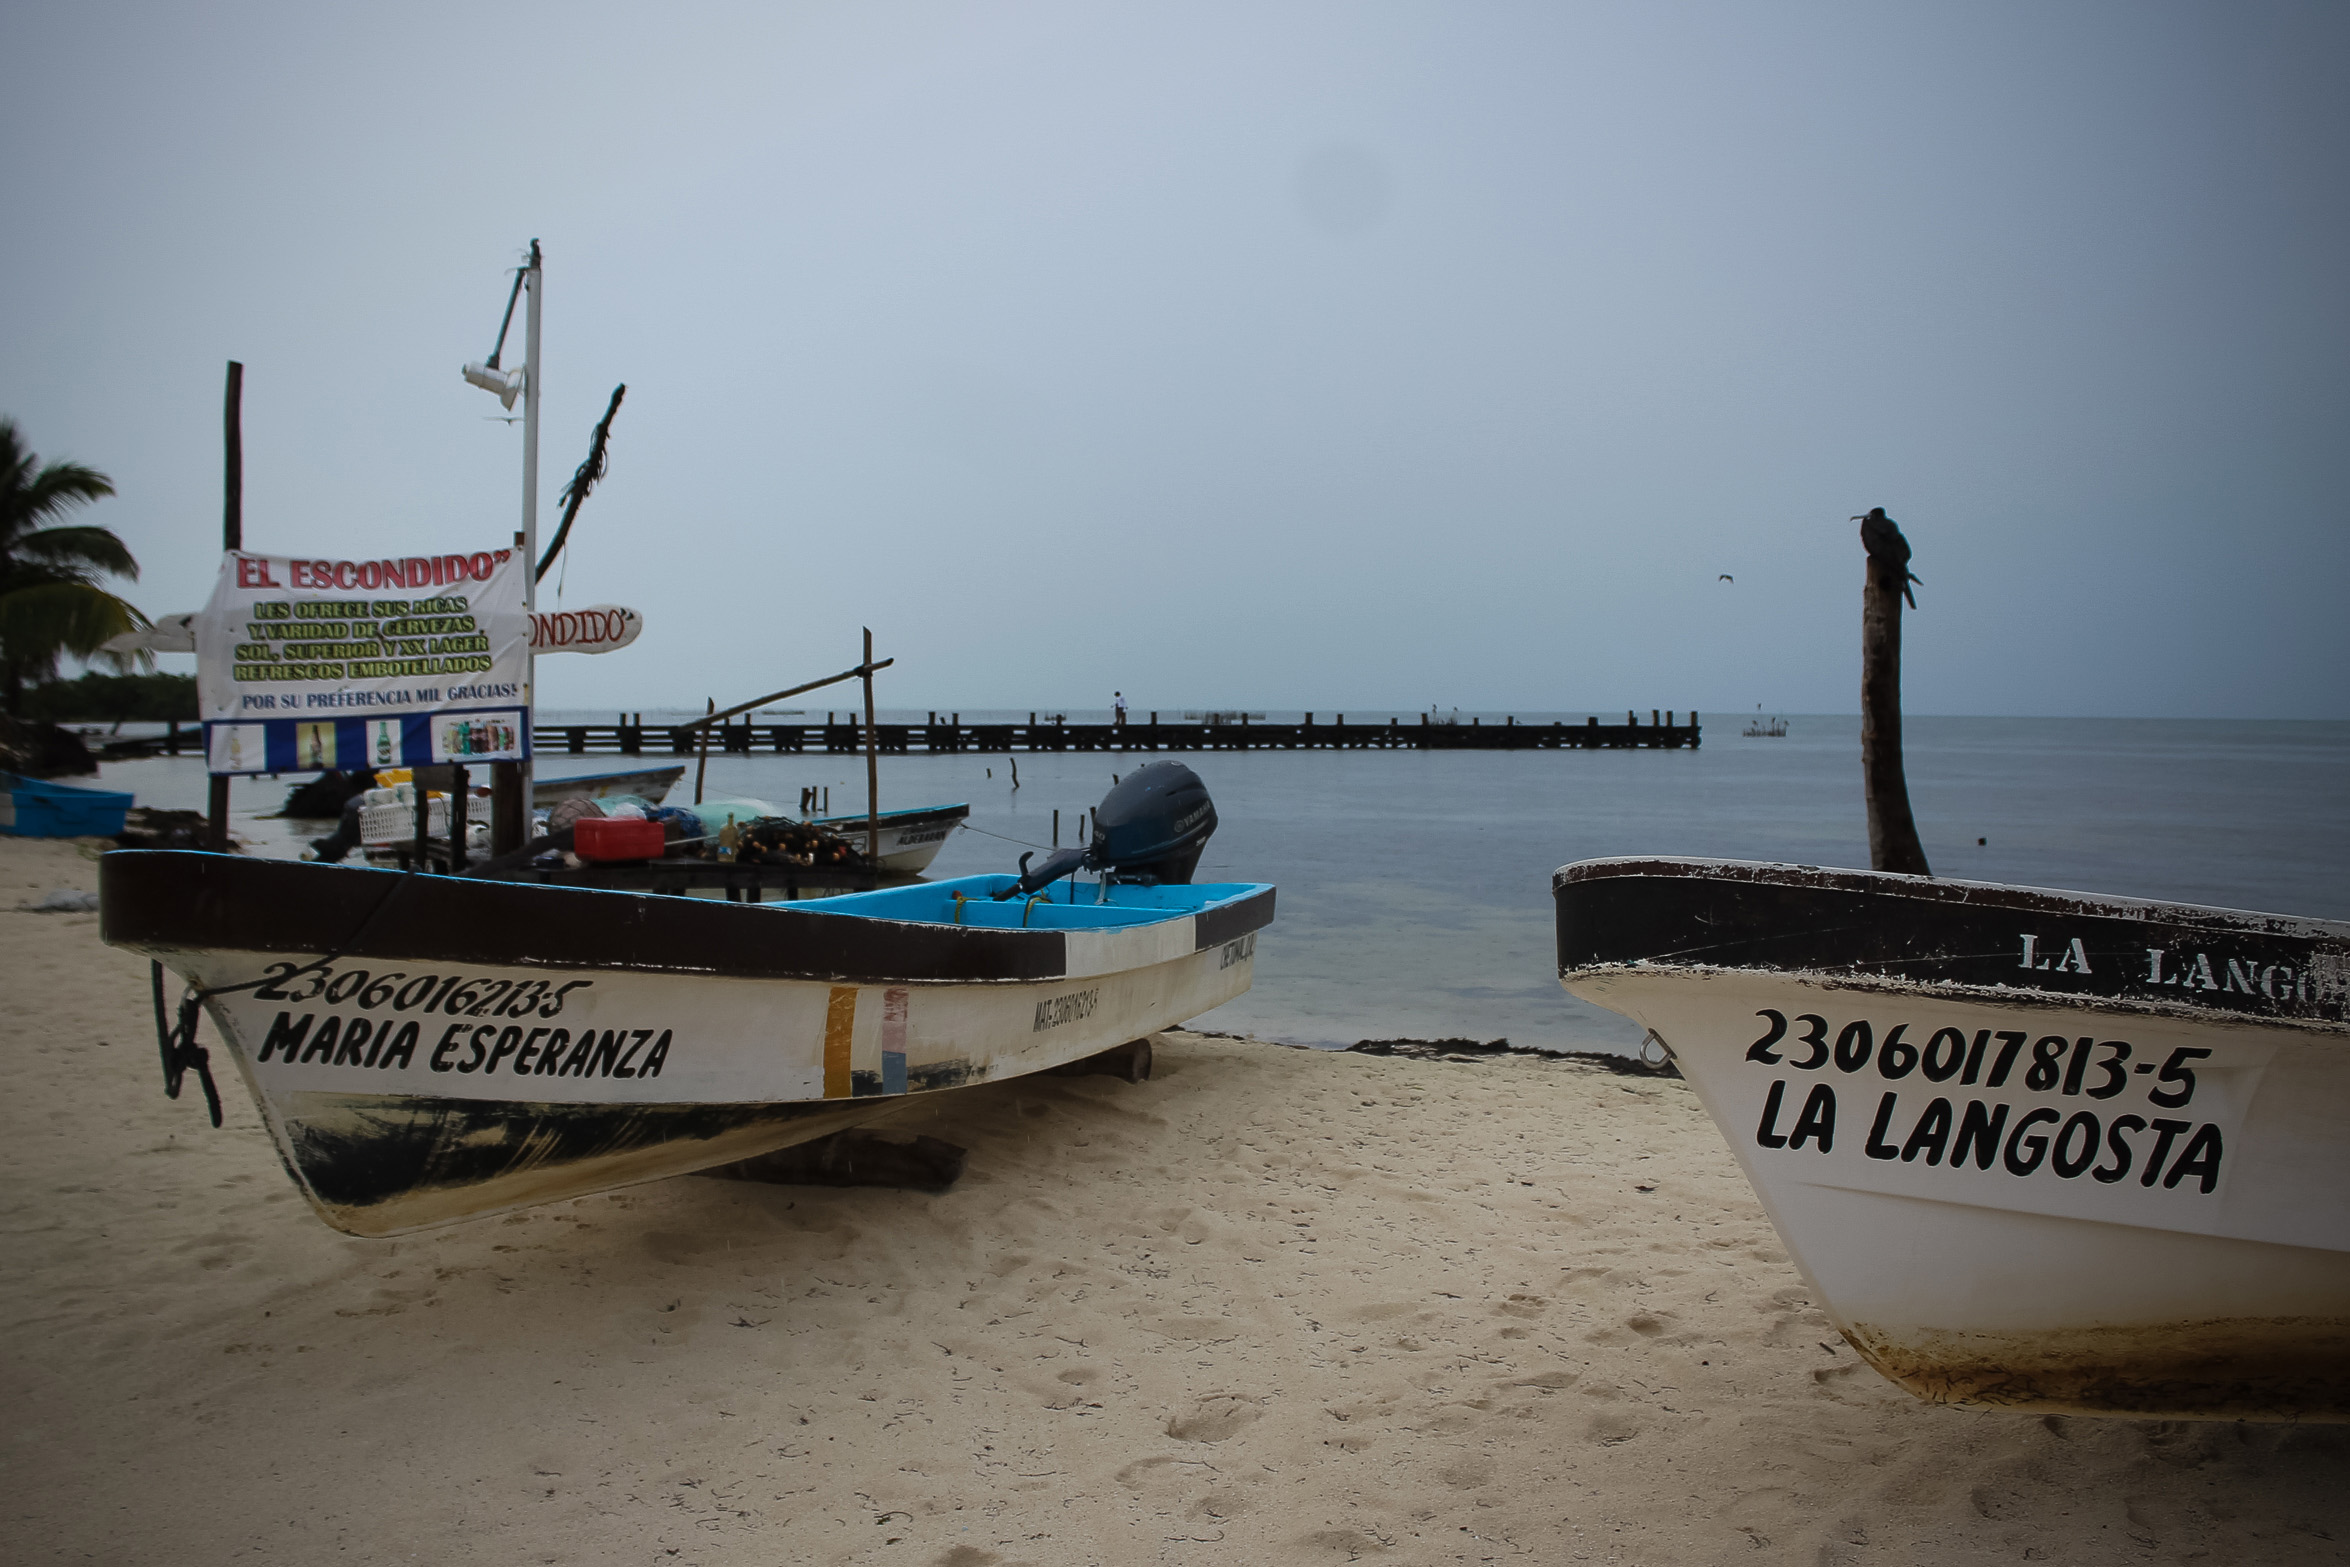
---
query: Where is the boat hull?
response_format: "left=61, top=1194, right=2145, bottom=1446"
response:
left=531, top=764, right=684, bottom=807
left=1556, top=857, right=2350, bottom=1421
left=808, top=804, right=969, bottom=873
left=102, top=852, right=1271, bottom=1236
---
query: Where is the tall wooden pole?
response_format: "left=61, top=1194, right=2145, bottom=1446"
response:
left=207, top=362, right=243, bottom=854
left=1861, top=555, right=1930, bottom=876
left=519, top=242, right=542, bottom=816
left=693, top=697, right=714, bottom=805
left=861, top=627, right=880, bottom=863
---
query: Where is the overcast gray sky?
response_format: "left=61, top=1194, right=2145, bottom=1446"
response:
left=5, top=1, right=2344, bottom=718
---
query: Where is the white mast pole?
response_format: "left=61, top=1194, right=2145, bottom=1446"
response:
left=520, top=239, right=542, bottom=803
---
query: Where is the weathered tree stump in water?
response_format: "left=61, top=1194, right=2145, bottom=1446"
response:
left=1049, top=1037, right=1154, bottom=1083
left=700, top=1129, right=968, bottom=1191
left=1857, top=507, right=1931, bottom=876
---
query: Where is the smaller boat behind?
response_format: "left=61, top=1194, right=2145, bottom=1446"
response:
left=2, top=770, right=133, bottom=838
left=532, top=763, right=685, bottom=808
left=806, top=802, right=970, bottom=874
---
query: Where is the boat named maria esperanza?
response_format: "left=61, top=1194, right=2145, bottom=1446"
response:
left=104, top=762, right=1268, bottom=1238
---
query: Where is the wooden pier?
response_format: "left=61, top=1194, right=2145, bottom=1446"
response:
left=534, top=711, right=1701, bottom=757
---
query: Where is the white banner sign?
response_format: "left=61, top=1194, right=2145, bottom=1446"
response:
left=195, top=549, right=531, bottom=775
left=530, top=604, right=643, bottom=655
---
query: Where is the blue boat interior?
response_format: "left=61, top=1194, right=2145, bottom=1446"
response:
left=793, top=874, right=1268, bottom=931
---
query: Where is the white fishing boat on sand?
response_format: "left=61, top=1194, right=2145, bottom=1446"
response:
left=1555, top=856, right=2350, bottom=1421
left=104, top=763, right=1266, bottom=1237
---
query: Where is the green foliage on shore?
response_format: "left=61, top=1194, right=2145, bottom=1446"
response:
left=2, top=417, right=148, bottom=714
left=24, top=670, right=196, bottom=721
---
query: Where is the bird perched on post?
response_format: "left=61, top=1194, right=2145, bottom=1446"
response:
left=1853, top=507, right=1920, bottom=608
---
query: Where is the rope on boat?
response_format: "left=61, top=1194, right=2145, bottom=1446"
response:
left=952, top=822, right=1054, bottom=852
left=145, top=870, right=418, bottom=1127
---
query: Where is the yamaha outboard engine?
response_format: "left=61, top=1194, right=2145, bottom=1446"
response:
left=1088, top=761, right=1216, bottom=884
left=998, top=761, right=1218, bottom=897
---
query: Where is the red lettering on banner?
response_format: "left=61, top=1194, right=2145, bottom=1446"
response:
left=333, top=560, right=359, bottom=589
left=358, top=560, right=382, bottom=589
left=468, top=552, right=493, bottom=580
left=235, top=556, right=279, bottom=588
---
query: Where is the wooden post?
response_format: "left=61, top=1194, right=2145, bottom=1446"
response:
left=490, top=760, right=524, bottom=854
left=207, top=361, right=243, bottom=854
left=223, top=362, right=244, bottom=546
left=449, top=764, right=469, bottom=873
left=694, top=697, right=714, bottom=804
left=861, top=628, right=880, bottom=862
left=1863, top=553, right=1931, bottom=875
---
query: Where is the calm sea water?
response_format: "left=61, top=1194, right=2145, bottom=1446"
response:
left=94, top=714, right=2350, bottom=1056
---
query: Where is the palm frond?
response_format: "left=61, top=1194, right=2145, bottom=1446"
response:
left=0, top=581, right=152, bottom=673
left=0, top=418, right=119, bottom=548
left=13, top=525, right=139, bottom=579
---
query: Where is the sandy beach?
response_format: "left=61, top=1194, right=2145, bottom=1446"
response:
left=5, top=835, right=2345, bottom=1565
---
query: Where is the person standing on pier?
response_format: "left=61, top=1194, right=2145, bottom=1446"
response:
left=1114, top=691, right=1128, bottom=727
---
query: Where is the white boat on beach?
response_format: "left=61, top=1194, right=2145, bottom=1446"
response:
left=531, top=763, right=685, bottom=807
left=806, top=802, right=970, bottom=874
left=1555, top=856, right=2350, bottom=1421
left=102, top=763, right=1262, bottom=1238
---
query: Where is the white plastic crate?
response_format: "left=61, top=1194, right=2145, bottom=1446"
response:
left=359, top=797, right=448, bottom=844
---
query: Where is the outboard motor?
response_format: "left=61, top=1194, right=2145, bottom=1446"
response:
left=1088, top=761, right=1216, bottom=884
left=997, top=761, right=1218, bottom=898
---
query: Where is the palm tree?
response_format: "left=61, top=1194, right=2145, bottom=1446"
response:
left=0, top=417, right=149, bottom=715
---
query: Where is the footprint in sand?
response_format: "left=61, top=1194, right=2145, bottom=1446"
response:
left=1436, top=1454, right=1495, bottom=1489
left=1165, top=1394, right=1263, bottom=1442
left=931, top=1548, right=1000, bottom=1567
left=1587, top=1408, right=1645, bottom=1444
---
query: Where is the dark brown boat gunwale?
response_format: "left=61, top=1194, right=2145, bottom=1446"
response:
left=1555, top=856, right=2349, bottom=1034
left=100, top=851, right=1275, bottom=986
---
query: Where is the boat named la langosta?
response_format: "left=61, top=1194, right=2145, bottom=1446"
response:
left=1556, top=856, right=2349, bottom=1422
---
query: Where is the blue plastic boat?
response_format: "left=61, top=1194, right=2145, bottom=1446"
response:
left=1, top=771, right=133, bottom=838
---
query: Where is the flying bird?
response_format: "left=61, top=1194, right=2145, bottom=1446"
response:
left=1718, top=574, right=1734, bottom=582
left=1853, top=507, right=1920, bottom=607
